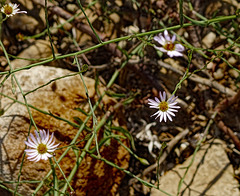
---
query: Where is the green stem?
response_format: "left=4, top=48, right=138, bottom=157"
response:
left=0, top=180, right=42, bottom=184
left=60, top=103, right=121, bottom=194
left=172, top=50, right=193, bottom=95
left=49, top=158, right=59, bottom=196
left=33, top=116, right=91, bottom=195
left=59, top=41, right=142, bottom=194
left=75, top=56, right=99, bottom=156
left=0, top=184, right=24, bottom=196
left=76, top=0, right=102, bottom=43
left=59, top=45, right=138, bottom=193
left=52, top=156, right=74, bottom=192
left=45, top=0, right=55, bottom=59
left=24, top=72, right=82, bottom=96
left=33, top=79, right=110, bottom=194
left=179, top=0, right=184, bottom=26
left=0, top=14, right=238, bottom=76
left=15, top=125, right=32, bottom=196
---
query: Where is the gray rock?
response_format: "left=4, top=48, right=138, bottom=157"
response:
left=151, top=139, right=239, bottom=196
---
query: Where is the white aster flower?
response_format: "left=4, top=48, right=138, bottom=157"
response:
left=148, top=91, right=180, bottom=122
left=154, top=30, right=184, bottom=57
left=1, top=3, right=27, bottom=17
left=25, top=130, right=60, bottom=162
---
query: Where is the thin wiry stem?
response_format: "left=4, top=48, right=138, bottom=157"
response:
left=0, top=14, right=237, bottom=77
left=75, top=56, right=99, bottom=156
left=76, top=0, right=102, bottom=43
left=44, top=0, right=56, bottom=59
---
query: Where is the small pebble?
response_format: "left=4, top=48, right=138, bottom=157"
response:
left=202, top=32, right=216, bottom=48
left=228, top=57, right=237, bottom=65
left=67, top=4, right=78, bottom=12
left=207, top=62, right=214, bottom=69
left=213, top=68, right=224, bottom=80
left=180, top=142, right=189, bottom=152
left=229, top=69, right=239, bottom=78
left=198, top=115, right=206, bottom=121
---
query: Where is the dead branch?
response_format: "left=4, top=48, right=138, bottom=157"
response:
left=32, top=0, right=122, bottom=58
left=189, top=75, right=236, bottom=96
left=213, top=89, right=240, bottom=151
left=217, top=120, right=240, bottom=151
left=157, top=60, right=236, bottom=96
left=214, top=89, right=240, bottom=112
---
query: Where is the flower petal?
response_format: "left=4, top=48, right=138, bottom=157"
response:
left=34, top=130, right=41, bottom=144
left=48, top=142, right=60, bottom=149
left=154, top=34, right=165, bottom=45
left=167, top=111, right=176, bottom=117
left=154, top=97, right=160, bottom=103
left=25, top=140, right=37, bottom=148
left=162, top=91, right=166, bottom=101
left=168, top=51, right=183, bottom=57
left=169, top=105, right=180, bottom=109
left=166, top=113, right=173, bottom=121
left=30, top=133, right=39, bottom=145
left=159, top=112, right=164, bottom=122
left=171, top=34, right=176, bottom=43
left=159, top=92, right=163, bottom=101
left=164, top=30, right=171, bottom=41
left=163, top=112, right=167, bottom=122
left=175, top=44, right=185, bottom=52
left=46, top=132, right=54, bottom=146
left=154, top=46, right=168, bottom=53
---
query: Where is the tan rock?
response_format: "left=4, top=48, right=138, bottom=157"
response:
left=207, top=61, right=214, bottom=69
left=229, top=69, right=239, bottom=78
left=10, top=40, right=59, bottom=69
left=66, top=4, right=79, bottom=13
left=151, top=139, right=239, bottom=196
left=9, top=0, right=46, bottom=32
left=202, top=32, right=216, bottom=48
left=213, top=68, right=225, bottom=80
left=7, top=15, right=39, bottom=34
left=228, top=57, right=237, bottom=65
left=0, top=66, right=129, bottom=195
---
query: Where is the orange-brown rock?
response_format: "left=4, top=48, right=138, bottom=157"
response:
left=0, top=66, right=129, bottom=195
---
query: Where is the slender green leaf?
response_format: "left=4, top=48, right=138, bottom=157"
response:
left=179, top=0, right=184, bottom=26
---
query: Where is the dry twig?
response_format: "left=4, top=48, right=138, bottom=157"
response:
left=32, top=0, right=122, bottom=58
left=157, top=60, right=236, bottom=96
left=214, top=90, right=240, bottom=151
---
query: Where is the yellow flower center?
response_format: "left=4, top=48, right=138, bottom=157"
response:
left=4, top=5, right=13, bottom=15
left=159, top=101, right=169, bottom=112
left=37, top=143, right=47, bottom=154
left=164, top=42, right=175, bottom=51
